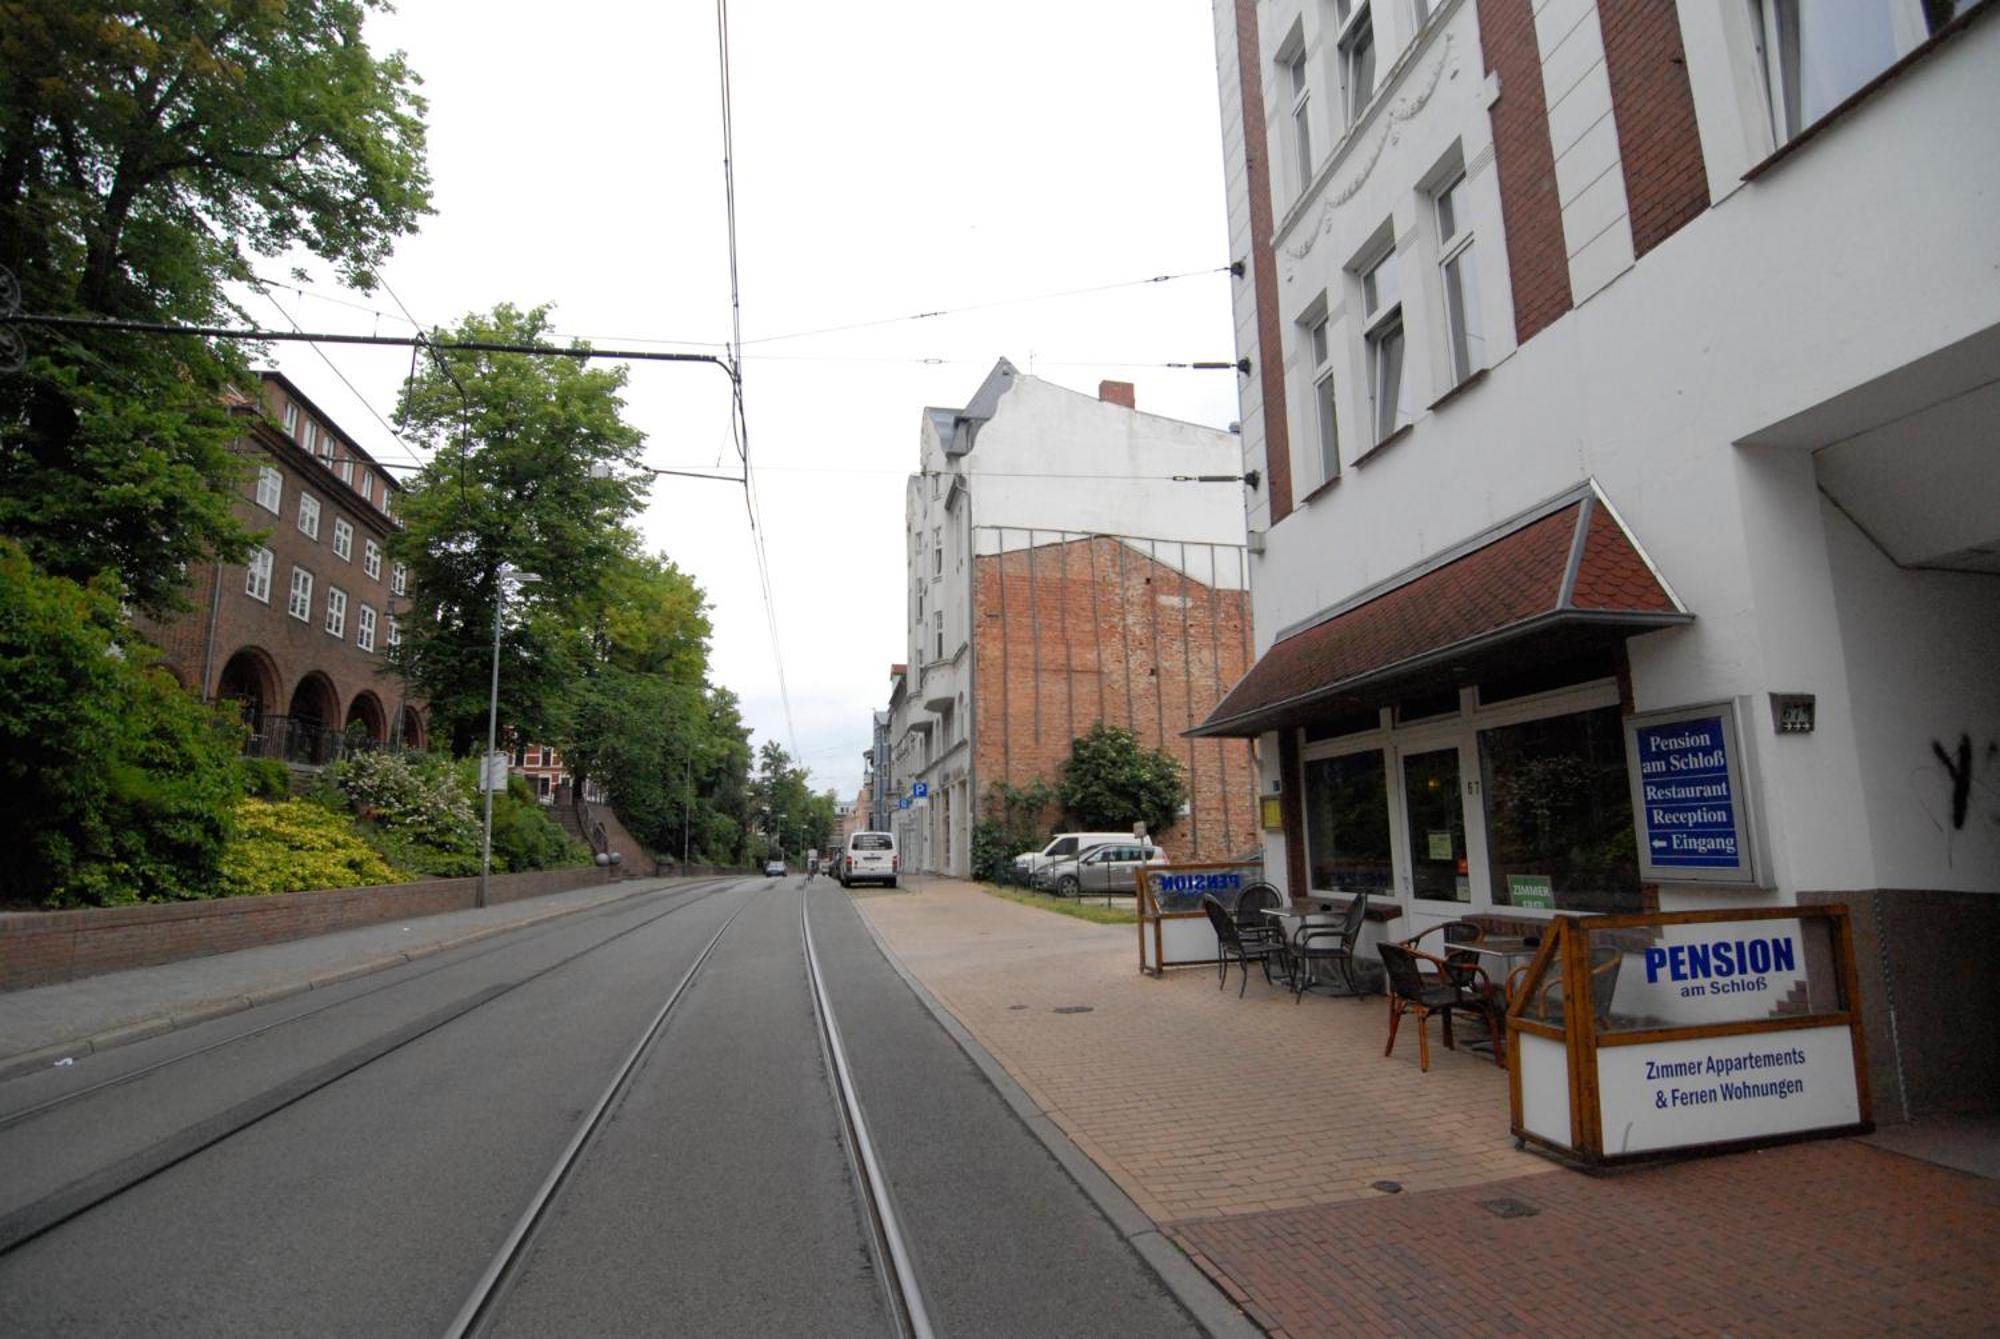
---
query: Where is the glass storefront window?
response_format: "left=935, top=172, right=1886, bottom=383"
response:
left=1303, top=750, right=1394, bottom=894
left=1479, top=705, right=1640, bottom=914
left=1402, top=747, right=1467, bottom=902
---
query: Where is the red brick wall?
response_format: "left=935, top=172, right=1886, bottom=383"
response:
left=1476, top=0, right=1575, bottom=345
left=0, top=866, right=611, bottom=992
left=1232, top=0, right=1295, bottom=520
left=972, top=537, right=1258, bottom=862
left=1598, top=0, right=1710, bottom=258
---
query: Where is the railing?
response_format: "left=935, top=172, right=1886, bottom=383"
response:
left=241, top=714, right=403, bottom=766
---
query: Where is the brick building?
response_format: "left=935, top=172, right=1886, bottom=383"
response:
left=890, top=360, right=1258, bottom=875
left=1205, top=0, right=1997, bottom=1118
left=138, top=372, right=422, bottom=761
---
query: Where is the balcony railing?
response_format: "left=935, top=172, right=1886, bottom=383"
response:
left=243, top=714, right=405, bottom=767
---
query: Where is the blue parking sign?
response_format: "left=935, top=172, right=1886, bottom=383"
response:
left=911, top=781, right=929, bottom=798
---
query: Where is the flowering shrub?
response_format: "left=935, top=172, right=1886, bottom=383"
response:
left=326, top=751, right=482, bottom=876
left=219, top=800, right=402, bottom=896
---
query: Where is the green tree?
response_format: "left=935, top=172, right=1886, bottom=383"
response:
left=1057, top=723, right=1185, bottom=838
left=387, top=303, right=648, bottom=754
left=747, top=740, right=832, bottom=862
left=0, top=540, right=243, bottom=905
left=0, top=0, right=431, bottom=613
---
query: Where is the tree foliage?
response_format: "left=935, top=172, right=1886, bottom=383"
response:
left=0, top=0, right=431, bottom=613
left=0, top=539, right=243, bottom=905
left=1057, top=723, right=1185, bottom=837
left=748, top=741, right=836, bottom=862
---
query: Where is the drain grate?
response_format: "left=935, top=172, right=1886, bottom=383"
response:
left=1479, top=1197, right=1540, bottom=1219
left=1370, top=1180, right=1403, bottom=1195
left=1052, top=1005, right=1095, bottom=1015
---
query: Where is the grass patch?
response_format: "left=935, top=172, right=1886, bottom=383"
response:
left=980, top=884, right=1137, bottom=925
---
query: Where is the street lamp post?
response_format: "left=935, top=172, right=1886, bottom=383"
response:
left=480, top=564, right=540, bottom=908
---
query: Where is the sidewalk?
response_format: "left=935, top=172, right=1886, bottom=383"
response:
left=859, top=879, right=2000, bottom=1337
left=0, top=876, right=683, bottom=1080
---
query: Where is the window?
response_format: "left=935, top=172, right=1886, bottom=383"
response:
left=392, top=562, right=408, bottom=597
left=297, top=492, right=321, bottom=540
left=1360, top=246, right=1409, bottom=442
left=932, top=609, right=943, bottom=660
left=1478, top=706, right=1641, bottom=914
left=1307, top=312, right=1340, bottom=485
left=315, top=430, right=334, bottom=470
left=1434, top=170, right=1486, bottom=386
left=282, top=402, right=298, bottom=436
left=1303, top=751, right=1394, bottom=893
left=358, top=471, right=372, bottom=504
left=255, top=466, right=283, bottom=514
left=381, top=490, right=394, bottom=520
left=1756, top=0, right=1956, bottom=145
left=338, top=455, right=354, bottom=485
left=324, top=585, right=347, bottom=638
left=302, top=422, right=317, bottom=457
left=1281, top=35, right=1312, bottom=192
left=931, top=527, right=942, bottom=575
left=245, top=547, right=274, bottom=603
left=1336, top=0, right=1377, bottom=125
left=387, top=615, right=401, bottom=648
left=332, top=517, right=353, bottom=562
left=357, top=603, right=377, bottom=652
left=364, top=539, right=382, bottom=581
left=288, top=566, right=313, bottom=621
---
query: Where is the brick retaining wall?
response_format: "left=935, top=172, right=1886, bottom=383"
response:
left=0, top=866, right=612, bottom=993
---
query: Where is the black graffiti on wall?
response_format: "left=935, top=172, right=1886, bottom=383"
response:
left=1929, top=733, right=2000, bottom=830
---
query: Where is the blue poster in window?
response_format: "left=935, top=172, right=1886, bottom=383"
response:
left=1627, top=706, right=1756, bottom=883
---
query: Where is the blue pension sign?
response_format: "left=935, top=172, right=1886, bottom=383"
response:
left=1627, top=704, right=1757, bottom=884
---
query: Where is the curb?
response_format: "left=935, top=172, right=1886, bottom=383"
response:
left=0, top=879, right=680, bottom=1084
left=847, top=893, right=1263, bottom=1339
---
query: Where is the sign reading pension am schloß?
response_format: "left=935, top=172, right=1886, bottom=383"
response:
left=1625, top=701, right=1762, bottom=885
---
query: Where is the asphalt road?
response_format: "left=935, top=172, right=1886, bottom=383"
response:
left=0, top=878, right=1205, bottom=1337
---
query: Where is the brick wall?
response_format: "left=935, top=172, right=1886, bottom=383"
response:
left=1477, top=0, right=1575, bottom=345
left=1598, top=0, right=1710, bottom=258
left=0, top=866, right=612, bottom=992
left=972, top=536, right=1258, bottom=862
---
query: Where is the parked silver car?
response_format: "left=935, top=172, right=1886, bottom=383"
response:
left=1040, top=841, right=1165, bottom=897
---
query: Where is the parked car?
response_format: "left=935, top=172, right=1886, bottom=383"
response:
left=764, top=858, right=786, bottom=877
left=1041, top=841, right=1166, bottom=897
left=840, top=830, right=898, bottom=888
left=1012, top=832, right=1134, bottom=885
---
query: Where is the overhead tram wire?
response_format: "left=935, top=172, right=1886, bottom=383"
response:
left=254, top=286, right=428, bottom=473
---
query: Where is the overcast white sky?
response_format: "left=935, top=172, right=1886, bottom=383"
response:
left=251, top=1, right=1240, bottom=799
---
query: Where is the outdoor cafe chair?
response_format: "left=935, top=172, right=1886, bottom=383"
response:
left=1290, top=890, right=1369, bottom=1002
left=1509, top=944, right=1623, bottom=1029
left=1378, top=942, right=1505, bottom=1072
left=1402, top=919, right=1484, bottom=991
left=1233, top=882, right=1285, bottom=946
left=1202, top=894, right=1287, bottom=997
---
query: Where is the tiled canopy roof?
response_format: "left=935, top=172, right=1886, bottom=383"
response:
left=1188, top=486, right=1689, bottom=738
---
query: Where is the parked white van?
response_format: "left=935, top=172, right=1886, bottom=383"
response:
left=840, top=831, right=898, bottom=888
left=1012, top=832, right=1133, bottom=885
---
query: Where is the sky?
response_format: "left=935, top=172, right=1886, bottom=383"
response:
left=249, top=1, right=1241, bottom=800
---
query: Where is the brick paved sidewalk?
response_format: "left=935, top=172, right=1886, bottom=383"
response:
left=859, top=880, right=1999, bottom=1337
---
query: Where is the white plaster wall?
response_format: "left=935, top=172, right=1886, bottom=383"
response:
left=1233, top=11, right=2000, bottom=897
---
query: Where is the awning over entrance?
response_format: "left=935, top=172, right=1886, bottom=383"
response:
left=1188, top=485, right=1691, bottom=738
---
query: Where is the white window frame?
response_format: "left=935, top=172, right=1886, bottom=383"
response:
left=1335, top=0, right=1377, bottom=127
left=381, top=490, right=395, bottom=520
left=338, top=455, right=354, bottom=485
left=245, top=547, right=274, bottom=603
left=1754, top=0, right=1939, bottom=146
left=297, top=491, right=321, bottom=541
left=1434, top=169, right=1485, bottom=387
left=288, top=566, right=313, bottom=622
left=1309, top=311, right=1340, bottom=486
left=932, top=609, right=944, bottom=661
left=358, top=470, right=373, bottom=504
left=387, top=615, right=401, bottom=649
left=324, top=585, right=348, bottom=638
left=331, top=517, right=353, bottom=562
left=357, top=603, right=377, bottom=652
left=364, top=539, right=382, bottom=581
left=1359, top=241, right=1408, bottom=444
left=392, top=562, right=408, bottom=597
left=282, top=402, right=298, bottom=437
left=1279, top=30, right=1313, bottom=194
left=255, top=466, right=283, bottom=514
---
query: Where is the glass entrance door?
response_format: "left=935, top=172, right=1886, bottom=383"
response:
left=1402, top=746, right=1468, bottom=904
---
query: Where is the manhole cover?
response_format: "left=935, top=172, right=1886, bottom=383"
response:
left=1479, top=1197, right=1540, bottom=1219
left=1052, top=1005, right=1095, bottom=1015
left=1370, top=1180, right=1403, bottom=1194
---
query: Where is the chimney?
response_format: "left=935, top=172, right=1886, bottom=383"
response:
left=1098, top=380, right=1136, bottom=409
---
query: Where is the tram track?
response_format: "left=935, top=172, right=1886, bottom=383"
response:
left=0, top=877, right=740, bottom=1133
left=0, top=878, right=752, bottom=1258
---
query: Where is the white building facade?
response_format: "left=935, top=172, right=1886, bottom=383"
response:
left=896, top=361, right=1257, bottom=876
left=1204, top=0, right=1998, bottom=1119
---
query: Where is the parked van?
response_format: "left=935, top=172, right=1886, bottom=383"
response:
left=1012, top=832, right=1133, bottom=885
left=840, top=831, right=898, bottom=888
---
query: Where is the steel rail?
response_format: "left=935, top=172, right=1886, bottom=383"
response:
left=800, top=889, right=937, bottom=1339
left=0, top=879, right=739, bottom=1131
left=443, top=894, right=756, bottom=1339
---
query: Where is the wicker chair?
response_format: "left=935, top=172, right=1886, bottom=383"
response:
left=1403, top=919, right=1484, bottom=991
left=1203, top=894, right=1287, bottom=997
left=1378, top=942, right=1505, bottom=1071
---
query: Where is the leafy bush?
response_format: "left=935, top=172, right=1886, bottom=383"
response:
left=326, top=750, right=482, bottom=876
left=239, top=758, right=293, bottom=801
left=1058, top=723, right=1185, bottom=837
left=218, top=799, right=402, bottom=896
left=0, top=542, right=244, bottom=907
left=489, top=777, right=590, bottom=872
